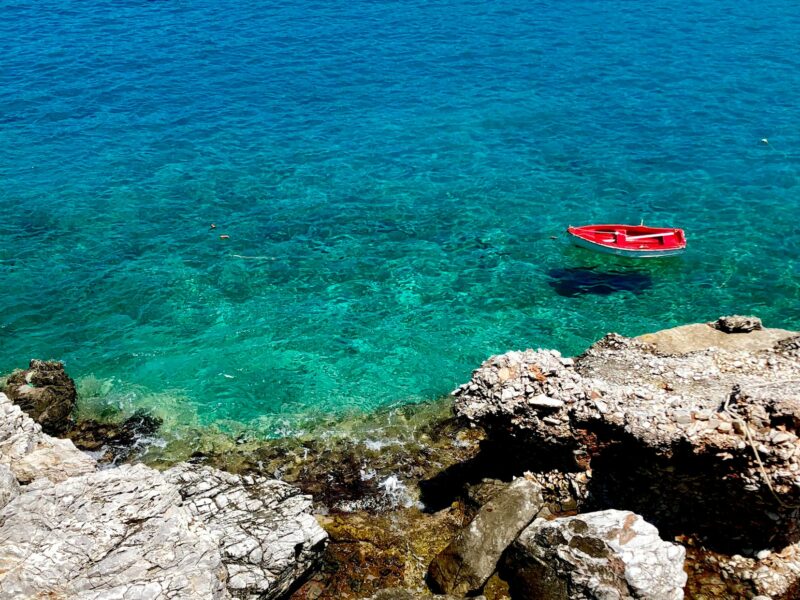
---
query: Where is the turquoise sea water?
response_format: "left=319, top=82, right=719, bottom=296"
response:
left=2, top=0, right=799, bottom=435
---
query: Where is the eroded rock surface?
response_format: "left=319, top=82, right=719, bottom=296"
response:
left=0, top=464, right=229, bottom=600
left=452, top=321, right=800, bottom=551
left=166, top=464, right=327, bottom=599
left=684, top=538, right=800, bottom=600
left=3, top=359, right=76, bottom=434
left=0, top=392, right=327, bottom=599
left=0, top=464, right=19, bottom=510
left=0, top=391, right=95, bottom=483
left=427, top=477, right=543, bottom=595
left=504, top=510, right=686, bottom=600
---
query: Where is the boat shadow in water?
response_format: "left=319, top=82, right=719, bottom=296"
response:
left=547, top=266, right=653, bottom=297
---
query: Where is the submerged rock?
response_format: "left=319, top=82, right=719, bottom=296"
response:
left=66, top=410, right=163, bottom=464
left=368, top=589, right=486, bottom=600
left=3, top=359, right=76, bottom=434
left=504, top=510, right=686, bottom=600
left=0, top=392, right=95, bottom=483
left=427, top=477, right=543, bottom=595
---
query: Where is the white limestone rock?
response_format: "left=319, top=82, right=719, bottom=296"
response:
left=505, top=509, right=687, bottom=600
left=0, top=464, right=19, bottom=509
left=166, top=463, right=328, bottom=600
left=0, top=391, right=95, bottom=483
left=0, top=463, right=229, bottom=599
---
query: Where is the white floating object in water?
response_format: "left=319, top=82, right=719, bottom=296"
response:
left=761, top=138, right=769, bottom=144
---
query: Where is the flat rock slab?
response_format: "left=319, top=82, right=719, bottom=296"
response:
left=427, top=477, right=543, bottom=595
left=636, top=322, right=795, bottom=355
left=504, top=509, right=687, bottom=600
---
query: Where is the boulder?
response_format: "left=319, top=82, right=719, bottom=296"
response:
left=452, top=319, right=800, bottom=551
left=3, top=359, right=76, bottom=434
left=0, top=464, right=229, bottom=599
left=0, top=392, right=95, bottom=483
left=166, top=463, right=327, bottom=599
left=503, top=510, right=687, bottom=600
left=427, top=477, right=543, bottom=595
left=714, top=315, right=763, bottom=334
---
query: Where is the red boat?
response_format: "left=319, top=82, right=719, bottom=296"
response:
left=567, top=224, right=686, bottom=258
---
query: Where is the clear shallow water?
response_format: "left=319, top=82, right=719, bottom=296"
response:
left=2, top=0, right=799, bottom=434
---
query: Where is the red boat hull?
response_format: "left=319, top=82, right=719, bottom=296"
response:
left=567, top=224, right=686, bottom=258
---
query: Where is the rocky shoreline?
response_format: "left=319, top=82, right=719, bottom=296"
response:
left=2, top=316, right=799, bottom=599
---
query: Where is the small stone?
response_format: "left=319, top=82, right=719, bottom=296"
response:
left=717, top=422, right=732, bottom=433
left=714, top=315, right=763, bottom=333
left=500, top=388, right=517, bottom=401
left=527, top=395, right=564, bottom=410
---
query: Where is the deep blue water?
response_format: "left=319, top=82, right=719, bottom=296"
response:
left=2, top=0, right=799, bottom=435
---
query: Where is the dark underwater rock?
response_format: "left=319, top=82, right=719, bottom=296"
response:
left=66, top=411, right=162, bottom=464
left=3, top=359, right=76, bottom=435
left=546, top=267, right=652, bottom=297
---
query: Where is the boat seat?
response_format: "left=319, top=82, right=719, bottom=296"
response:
left=626, top=231, right=674, bottom=241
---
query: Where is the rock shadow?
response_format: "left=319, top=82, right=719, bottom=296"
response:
left=581, top=431, right=800, bottom=554
left=418, top=436, right=580, bottom=513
